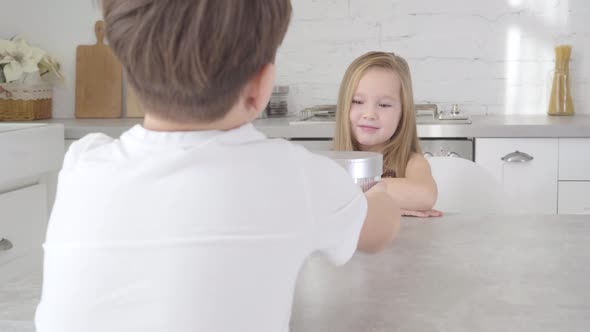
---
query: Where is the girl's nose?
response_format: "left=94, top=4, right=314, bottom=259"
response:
left=362, top=106, right=377, bottom=119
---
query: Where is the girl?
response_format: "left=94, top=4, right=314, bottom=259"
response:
left=333, top=51, right=441, bottom=217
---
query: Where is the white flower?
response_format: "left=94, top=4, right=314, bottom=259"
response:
left=0, top=39, right=14, bottom=56
left=0, top=37, right=45, bottom=83
left=39, top=54, right=63, bottom=81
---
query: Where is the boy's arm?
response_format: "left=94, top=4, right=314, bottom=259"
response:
left=357, top=182, right=401, bottom=253
left=382, top=153, right=438, bottom=211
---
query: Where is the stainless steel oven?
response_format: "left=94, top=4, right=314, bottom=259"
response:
left=288, top=103, right=474, bottom=161
left=419, top=138, right=473, bottom=161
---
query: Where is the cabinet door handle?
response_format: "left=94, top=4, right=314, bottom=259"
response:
left=501, top=151, right=534, bottom=163
left=0, top=238, right=13, bottom=251
left=447, top=152, right=460, bottom=158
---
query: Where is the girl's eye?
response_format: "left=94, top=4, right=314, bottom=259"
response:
left=352, top=99, right=363, bottom=105
left=379, top=104, right=392, bottom=108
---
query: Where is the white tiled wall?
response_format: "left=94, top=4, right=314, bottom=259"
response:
left=2, top=0, right=588, bottom=117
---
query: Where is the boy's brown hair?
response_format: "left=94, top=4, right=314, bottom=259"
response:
left=101, top=0, right=292, bottom=122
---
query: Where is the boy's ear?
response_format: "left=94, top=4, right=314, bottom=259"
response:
left=242, top=63, right=275, bottom=114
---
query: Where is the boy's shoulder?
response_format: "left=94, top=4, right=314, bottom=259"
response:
left=69, top=132, right=115, bottom=154
left=63, top=133, right=115, bottom=168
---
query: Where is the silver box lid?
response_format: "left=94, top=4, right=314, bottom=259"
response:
left=316, top=151, right=383, bottom=179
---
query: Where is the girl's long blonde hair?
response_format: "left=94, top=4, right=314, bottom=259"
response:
left=333, top=51, right=421, bottom=178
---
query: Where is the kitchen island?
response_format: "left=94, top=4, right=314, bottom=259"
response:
left=2, top=214, right=589, bottom=331
left=291, top=214, right=590, bottom=332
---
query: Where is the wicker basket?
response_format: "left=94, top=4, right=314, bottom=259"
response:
left=0, top=83, right=53, bottom=121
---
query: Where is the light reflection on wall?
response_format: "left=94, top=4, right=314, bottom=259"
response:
left=505, top=0, right=570, bottom=114
left=504, top=26, right=521, bottom=114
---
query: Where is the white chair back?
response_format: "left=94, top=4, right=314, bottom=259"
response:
left=428, top=157, right=506, bottom=213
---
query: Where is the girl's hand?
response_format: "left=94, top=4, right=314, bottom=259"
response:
left=401, top=209, right=443, bottom=218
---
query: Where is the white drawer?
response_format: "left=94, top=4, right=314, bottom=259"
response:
left=0, top=124, right=64, bottom=188
left=0, top=184, right=47, bottom=265
left=558, top=181, right=590, bottom=215
left=559, top=139, right=590, bottom=181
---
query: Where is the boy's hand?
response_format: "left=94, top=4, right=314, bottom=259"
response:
left=401, top=209, right=443, bottom=218
left=365, top=181, right=387, bottom=194
left=358, top=180, right=401, bottom=253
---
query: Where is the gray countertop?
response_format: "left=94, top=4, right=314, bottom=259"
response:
left=291, top=214, right=590, bottom=332
left=27, top=114, right=590, bottom=139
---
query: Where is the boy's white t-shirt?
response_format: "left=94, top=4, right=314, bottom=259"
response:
left=35, top=123, right=367, bottom=332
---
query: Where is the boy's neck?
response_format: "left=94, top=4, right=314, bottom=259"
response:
left=143, top=112, right=251, bottom=132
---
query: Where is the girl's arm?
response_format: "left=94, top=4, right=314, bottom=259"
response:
left=382, top=153, right=438, bottom=211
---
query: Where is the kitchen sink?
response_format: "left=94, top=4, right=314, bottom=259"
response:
left=416, top=116, right=472, bottom=125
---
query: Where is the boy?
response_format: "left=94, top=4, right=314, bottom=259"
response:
left=35, top=1, right=400, bottom=331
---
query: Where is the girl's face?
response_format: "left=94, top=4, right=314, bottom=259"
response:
left=349, top=67, right=402, bottom=152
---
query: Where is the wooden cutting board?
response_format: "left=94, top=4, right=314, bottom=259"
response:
left=75, top=20, right=122, bottom=118
left=125, top=83, right=144, bottom=118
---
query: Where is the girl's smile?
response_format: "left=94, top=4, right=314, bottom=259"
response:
left=357, top=124, right=380, bottom=133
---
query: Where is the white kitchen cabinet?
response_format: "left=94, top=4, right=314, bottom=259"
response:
left=0, top=184, right=47, bottom=265
left=558, top=182, right=590, bottom=215
left=0, top=124, right=63, bottom=187
left=0, top=124, right=63, bottom=266
left=557, top=138, right=590, bottom=215
left=558, top=139, right=590, bottom=181
left=475, top=138, right=558, bottom=214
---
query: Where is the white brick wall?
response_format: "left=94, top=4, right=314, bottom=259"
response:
left=277, top=0, right=590, bottom=115
left=2, top=0, right=588, bottom=117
